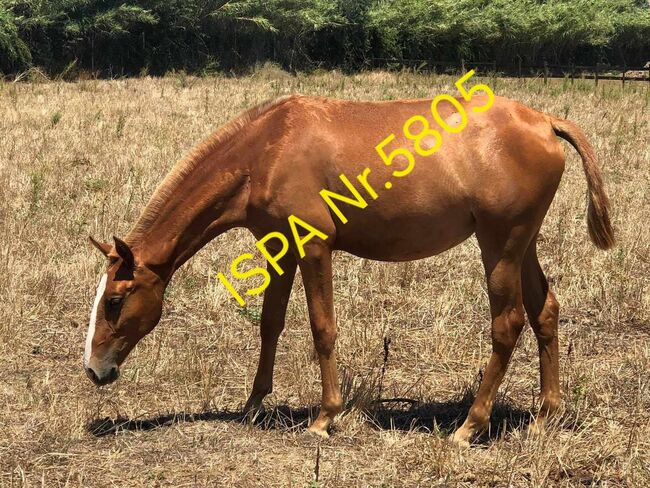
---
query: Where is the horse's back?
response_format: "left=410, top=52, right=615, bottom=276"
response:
left=249, top=95, right=565, bottom=260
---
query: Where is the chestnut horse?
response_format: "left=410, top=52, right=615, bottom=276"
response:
left=84, top=93, right=613, bottom=446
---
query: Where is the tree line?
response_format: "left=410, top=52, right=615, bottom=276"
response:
left=1, top=0, right=649, bottom=77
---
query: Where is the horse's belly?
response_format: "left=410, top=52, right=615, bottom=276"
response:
left=332, top=203, right=475, bottom=262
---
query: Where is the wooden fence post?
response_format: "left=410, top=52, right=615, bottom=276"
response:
left=543, top=60, right=548, bottom=84
left=621, top=65, right=625, bottom=86
left=571, top=63, right=575, bottom=85
left=595, top=64, right=599, bottom=86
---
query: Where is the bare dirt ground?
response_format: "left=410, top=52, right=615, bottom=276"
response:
left=1, top=68, right=649, bottom=487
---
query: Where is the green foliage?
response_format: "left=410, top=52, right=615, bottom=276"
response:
left=368, top=0, right=650, bottom=65
left=336, top=0, right=373, bottom=70
left=237, top=306, right=262, bottom=324
left=211, top=0, right=343, bottom=34
left=0, top=0, right=648, bottom=76
left=0, top=2, right=31, bottom=71
left=50, top=110, right=61, bottom=126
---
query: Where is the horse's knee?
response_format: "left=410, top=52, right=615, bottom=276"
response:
left=260, top=317, right=284, bottom=342
left=311, top=322, right=337, bottom=356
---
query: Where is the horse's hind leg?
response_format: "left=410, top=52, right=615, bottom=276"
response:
left=451, top=222, right=532, bottom=447
left=521, top=237, right=561, bottom=433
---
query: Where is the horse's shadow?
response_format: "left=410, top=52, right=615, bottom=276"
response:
left=87, top=396, right=532, bottom=444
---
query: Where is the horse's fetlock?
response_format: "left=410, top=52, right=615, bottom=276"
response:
left=540, top=393, right=561, bottom=414
left=323, top=396, right=343, bottom=415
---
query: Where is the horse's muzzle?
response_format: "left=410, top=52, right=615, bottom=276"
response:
left=85, top=364, right=119, bottom=386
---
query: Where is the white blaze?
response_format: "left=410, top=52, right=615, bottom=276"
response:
left=84, top=274, right=107, bottom=368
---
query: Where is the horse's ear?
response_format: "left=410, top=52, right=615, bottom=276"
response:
left=113, top=236, right=135, bottom=268
left=88, top=236, right=111, bottom=257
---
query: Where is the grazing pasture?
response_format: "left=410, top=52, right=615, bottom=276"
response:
left=0, top=68, right=648, bottom=487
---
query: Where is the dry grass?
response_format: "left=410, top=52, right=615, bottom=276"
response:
left=0, top=67, right=649, bottom=487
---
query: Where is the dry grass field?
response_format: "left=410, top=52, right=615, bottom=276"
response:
left=0, top=67, right=649, bottom=487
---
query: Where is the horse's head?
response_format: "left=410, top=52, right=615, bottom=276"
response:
left=84, top=236, right=165, bottom=386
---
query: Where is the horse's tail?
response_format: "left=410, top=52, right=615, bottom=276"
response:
left=551, top=117, right=615, bottom=250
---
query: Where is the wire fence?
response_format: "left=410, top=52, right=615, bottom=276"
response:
left=370, top=58, right=650, bottom=84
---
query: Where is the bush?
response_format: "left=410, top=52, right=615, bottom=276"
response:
left=367, top=0, right=650, bottom=66
left=0, top=0, right=648, bottom=77
left=0, top=3, right=31, bottom=72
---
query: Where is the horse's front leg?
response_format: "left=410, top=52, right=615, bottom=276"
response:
left=244, top=255, right=297, bottom=415
left=298, top=243, right=342, bottom=438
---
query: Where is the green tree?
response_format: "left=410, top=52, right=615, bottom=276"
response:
left=0, top=2, right=31, bottom=72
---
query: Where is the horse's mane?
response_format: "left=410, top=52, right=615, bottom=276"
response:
left=126, top=94, right=294, bottom=244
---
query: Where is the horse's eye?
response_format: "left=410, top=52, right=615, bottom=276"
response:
left=105, top=296, right=123, bottom=316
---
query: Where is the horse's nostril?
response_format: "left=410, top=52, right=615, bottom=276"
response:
left=108, top=366, right=119, bottom=381
left=86, top=367, right=100, bottom=384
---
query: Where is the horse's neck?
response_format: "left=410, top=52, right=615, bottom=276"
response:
left=125, top=95, right=295, bottom=281
left=128, top=142, right=252, bottom=282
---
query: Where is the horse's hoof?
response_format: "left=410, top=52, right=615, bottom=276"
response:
left=243, top=404, right=265, bottom=423
left=306, top=425, right=330, bottom=439
left=524, top=417, right=547, bottom=439
left=450, top=428, right=473, bottom=449
left=450, top=436, right=471, bottom=449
